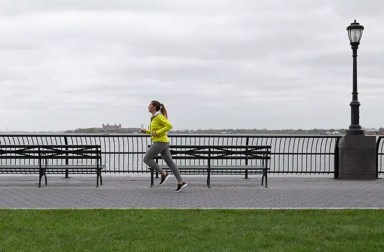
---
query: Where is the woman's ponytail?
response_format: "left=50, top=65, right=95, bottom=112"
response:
left=160, top=104, right=168, bottom=119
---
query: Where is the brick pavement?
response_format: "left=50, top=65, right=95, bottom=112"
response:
left=0, top=174, right=383, bottom=209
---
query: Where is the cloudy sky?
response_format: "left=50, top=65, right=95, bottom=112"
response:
left=1, top=0, right=383, bottom=132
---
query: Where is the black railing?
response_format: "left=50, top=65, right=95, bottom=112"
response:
left=168, top=135, right=341, bottom=176
left=0, top=134, right=345, bottom=176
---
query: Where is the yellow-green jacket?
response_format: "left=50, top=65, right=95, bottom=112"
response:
left=145, top=114, right=172, bottom=142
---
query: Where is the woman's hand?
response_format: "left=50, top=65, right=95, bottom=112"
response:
left=139, top=128, right=146, bottom=133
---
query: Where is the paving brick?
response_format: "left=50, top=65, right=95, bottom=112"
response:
left=0, top=174, right=383, bottom=209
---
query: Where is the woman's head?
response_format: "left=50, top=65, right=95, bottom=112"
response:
left=149, top=100, right=168, bottom=118
left=150, top=100, right=162, bottom=111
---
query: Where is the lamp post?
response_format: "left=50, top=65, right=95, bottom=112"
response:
left=346, top=20, right=364, bottom=135
left=338, top=20, right=376, bottom=180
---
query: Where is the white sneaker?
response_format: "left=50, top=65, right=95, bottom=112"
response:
left=159, top=173, right=170, bottom=185
left=174, top=182, right=187, bottom=192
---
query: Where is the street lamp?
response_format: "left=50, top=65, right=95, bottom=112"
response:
left=346, top=20, right=364, bottom=135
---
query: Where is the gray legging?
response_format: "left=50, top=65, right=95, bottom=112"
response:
left=143, top=142, right=183, bottom=183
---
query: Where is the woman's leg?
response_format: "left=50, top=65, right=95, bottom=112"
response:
left=143, top=142, right=167, bottom=174
left=160, top=144, right=183, bottom=184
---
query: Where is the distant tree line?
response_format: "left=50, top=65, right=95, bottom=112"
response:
left=171, top=128, right=347, bottom=135
left=65, top=127, right=347, bottom=135
left=64, top=128, right=141, bottom=134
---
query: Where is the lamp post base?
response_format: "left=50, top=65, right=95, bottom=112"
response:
left=338, top=134, right=376, bottom=179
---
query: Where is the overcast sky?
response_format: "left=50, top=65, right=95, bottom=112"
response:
left=1, top=0, right=383, bottom=132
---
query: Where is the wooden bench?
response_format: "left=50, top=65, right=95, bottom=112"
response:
left=0, top=145, right=104, bottom=187
left=150, top=145, right=271, bottom=188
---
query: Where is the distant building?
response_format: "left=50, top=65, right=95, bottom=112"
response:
left=102, top=124, right=122, bottom=131
left=325, top=131, right=341, bottom=135
left=365, top=128, right=379, bottom=135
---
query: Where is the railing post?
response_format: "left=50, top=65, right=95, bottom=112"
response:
left=245, top=136, right=249, bottom=166
left=376, top=137, right=382, bottom=179
left=64, top=136, right=69, bottom=178
left=244, top=136, right=249, bottom=178
left=334, top=137, right=340, bottom=179
left=207, top=147, right=211, bottom=188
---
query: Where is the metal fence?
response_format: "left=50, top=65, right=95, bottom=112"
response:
left=0, top=134, right=345, bottom=176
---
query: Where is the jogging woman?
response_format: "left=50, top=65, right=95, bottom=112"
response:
left=140, top=100, right=187, bottom=192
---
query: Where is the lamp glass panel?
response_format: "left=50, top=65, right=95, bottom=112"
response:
left=349, top=29, right=363, bottom=43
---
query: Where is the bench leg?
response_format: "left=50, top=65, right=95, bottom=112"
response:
left=207, top=169, right=211, bottom=188
left=39, top=169, right=47, bottom=187
left=96, top=170, right=102, bottom=187
left=244, top=169, right=249, bottom=179
left=261, top=173, right=264, bottom=186
left=262, top=169, right=268, bottom=188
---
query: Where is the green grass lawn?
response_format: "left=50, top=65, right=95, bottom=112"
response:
left=1, top=209, right=384, bottom=251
